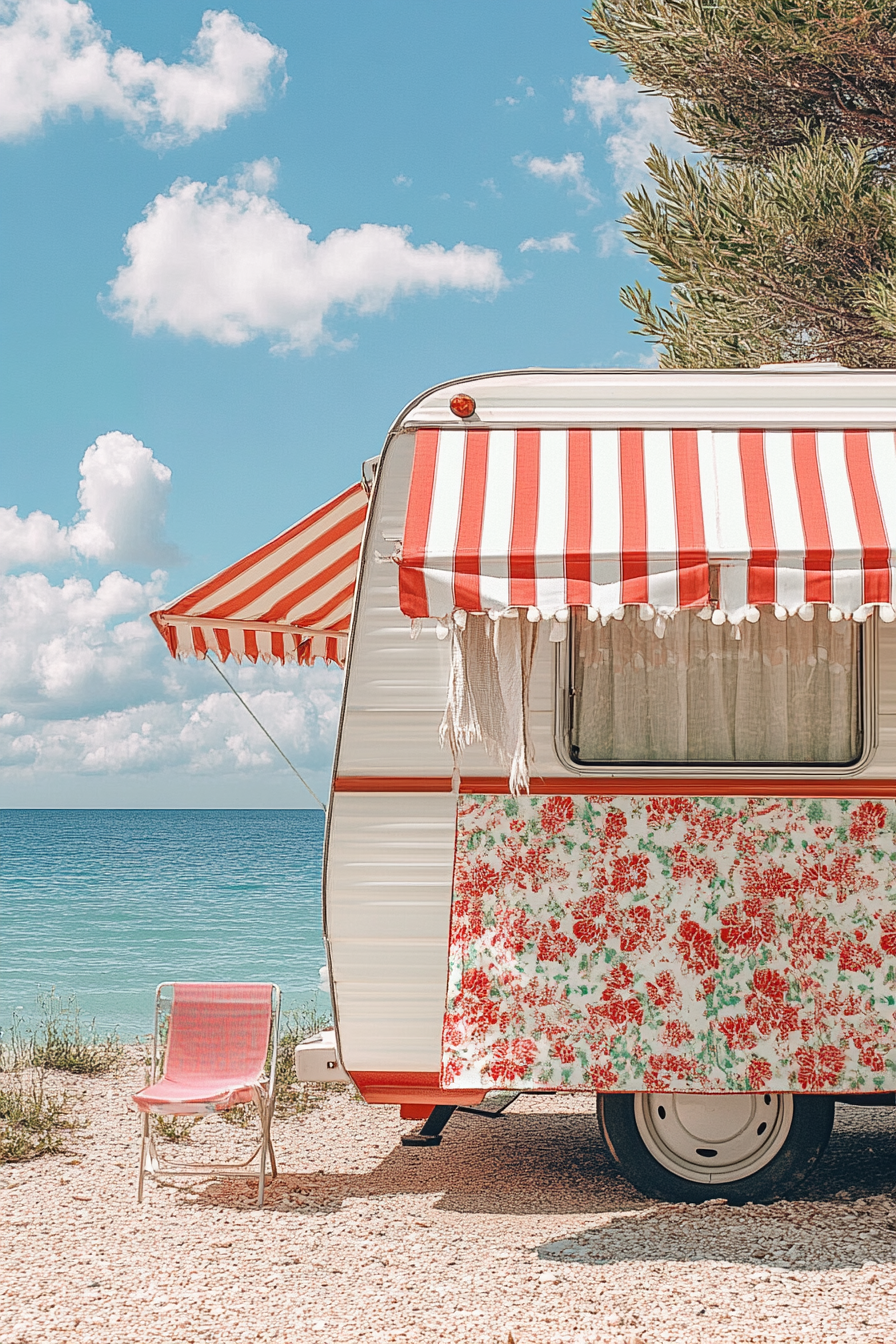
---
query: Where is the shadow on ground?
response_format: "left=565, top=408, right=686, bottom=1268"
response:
left=196, top=1102, right=896, bottom=1229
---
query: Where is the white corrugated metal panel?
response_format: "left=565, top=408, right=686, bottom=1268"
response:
left=404, top=368, right=896, bottom=429
left=325, top=793, right=456, bottom=1071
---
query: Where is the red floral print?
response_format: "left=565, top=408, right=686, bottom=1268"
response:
left=603, top=808, right=627, bottom=842
left=646, top=971, right=681, bottom=1011
left=745, top=968, right=799, bottom=1037
left=643, top=1052, right=706, bottom=1092
left=589, top=1062, right=619, bottom=1090
left=670, top=844, right=717, bottom=886
left=610, top=852, right=651, bottom=893
left=718, top=1015, right=759, bottom=1052
left=673, top=916, right=720, bottom=976
left=795, top=1045, right=846, bottom=1090
left=536, top=918, right=577, bottom=964
left=720, top=897, right=778, bottom=955
left=660, top=1019, right=694, bottom=1048
left=747, top=1058, right=773, bottom=1091
left=742, top=862, right=801, bottom=906
left=488, top=1036, right=538, bottom=1084
left=880, top=911, right=896, bottom=956
left=788, top=911, right=840, bottom=970
left=838, top=928, right=883, bottom=973
left=620, top=903, right=665, bottom=953
left=540, top=795, right=575, bottom=837
left=849, top=801, right=889, bottom=844
left=443, top=794, right=896, bottom=1094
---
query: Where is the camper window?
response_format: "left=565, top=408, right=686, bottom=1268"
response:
left=569, top=607, right=862, bottom=766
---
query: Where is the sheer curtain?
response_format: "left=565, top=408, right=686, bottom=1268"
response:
left=572, top=607, right=861, bottom=764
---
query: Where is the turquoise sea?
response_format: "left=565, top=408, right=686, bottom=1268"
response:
left=2, top=810, right=327, bottom=1039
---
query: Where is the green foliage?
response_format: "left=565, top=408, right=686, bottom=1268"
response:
left=588, top=0, right=896, bottom=166
left=25, top=992, right=123, bottom=1077
left=153, top=1114, right=201, bottom=1143
left=0, top=1074, right=76, bottom=1164
left=275, top=1002, right=340, bottom=1117
left=589, top=0, right=896, bottom=366
left=621, top=133, right=896, bottom=366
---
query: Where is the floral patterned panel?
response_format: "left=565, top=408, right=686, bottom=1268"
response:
left=442, top=795, right=896, bottom=1094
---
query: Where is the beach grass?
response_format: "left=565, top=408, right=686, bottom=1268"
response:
left=0, top=1073, right=77, bottom=1163
left=13, top=991, right=123, bottom=1077
left=153, top=1114, right=201, bottom=1143
left=275, top=1002, right=347, bottom=1116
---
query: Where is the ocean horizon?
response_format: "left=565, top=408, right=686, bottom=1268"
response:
left=2, top=809, right=329, bottom=1039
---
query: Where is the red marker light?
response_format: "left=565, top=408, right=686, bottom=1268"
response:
left=449, top=393, right=476, bottom=419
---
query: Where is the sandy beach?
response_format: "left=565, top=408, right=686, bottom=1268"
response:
left=1, top=1056, right=895, bottom=1343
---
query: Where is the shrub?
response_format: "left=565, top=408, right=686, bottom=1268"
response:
left=25, top=992, right=123, bottom=1077
left=0, top=1074, right=76, bottom=1164
left=153, top=1114, right=201, bottom=1143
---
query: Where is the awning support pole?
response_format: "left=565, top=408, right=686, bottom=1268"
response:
left=206, top=653, right=327, bottom=813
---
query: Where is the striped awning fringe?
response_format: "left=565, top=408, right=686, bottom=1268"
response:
left=398, top=427, right=896, bottom=627
left=151, top=481, right=369, bottom=667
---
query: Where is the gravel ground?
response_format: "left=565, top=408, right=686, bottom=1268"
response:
left=1, top=1057, right=895, bottom=1344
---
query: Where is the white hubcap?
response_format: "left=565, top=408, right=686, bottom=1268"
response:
left=634, top=1092, right=794, bottom=1184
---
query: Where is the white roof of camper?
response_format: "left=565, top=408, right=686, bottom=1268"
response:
left=400, top=366, right=896, bottom=430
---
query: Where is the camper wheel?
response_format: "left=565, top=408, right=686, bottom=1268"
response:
left=598, top=1092, right=835, bottom=1204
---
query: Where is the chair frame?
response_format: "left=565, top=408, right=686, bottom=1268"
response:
left=136, top=982, right=281, bottom=1208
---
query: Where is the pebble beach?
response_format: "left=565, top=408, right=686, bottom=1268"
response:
left=1, top=1057, right=895, bottom=1344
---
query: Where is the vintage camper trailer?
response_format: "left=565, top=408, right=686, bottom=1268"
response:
left=153, top=366, right=896, bottom=1203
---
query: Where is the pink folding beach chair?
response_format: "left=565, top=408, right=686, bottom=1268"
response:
left=133, top=982, right=280, bottom=1208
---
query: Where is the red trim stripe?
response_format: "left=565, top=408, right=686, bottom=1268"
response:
left=619, top=429, right=648, bottom=604
left=453, top=430, right=489, bottom=611
left=508, top=430, right=540, bottom=609
left=791, top=430, right=832, bottom=604
left=565, top=429, right=592, bottom=606
left=399, top=428, right=440, bottom=618
left=739, top=430, right=777, bottom=605
left=333, top=775, right=896, bottom=798
left=213, top=628, right=232, bottom=661
left=670, top=429, right=708, bottom=607
left=244, top=629, right=258, bottom=663
left=844, top=429, right=891, bottom=605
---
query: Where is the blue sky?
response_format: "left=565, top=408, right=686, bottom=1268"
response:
left=0, top=0, right=680, bottom=806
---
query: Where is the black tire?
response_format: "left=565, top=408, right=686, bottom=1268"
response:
left=598, top=1092, right=835, bottom=1204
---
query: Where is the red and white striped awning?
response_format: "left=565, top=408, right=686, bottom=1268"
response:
left=152, top=481, right=369, bottom=666
left=398, top=427, right=896, bottom=624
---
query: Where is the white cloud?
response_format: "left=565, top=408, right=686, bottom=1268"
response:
left=0, top=0, right=285, bottom=147
left=105, top=165, right=508, bottom=352
left=0, top=441, right=342, bottom=796
left=0, top=507, right=71, bottom=569
left=236, top=155, right=279, bottom=193
left=0, top=567, right=168, bottom=715
left=0, top=661, right=342, bottom=779
left=593, top=221, right=628, bottom=256
left=515, top=151, right=599, bottom=207
left=392, top=173, right=412, bottom=187
left=0, top=432, right=179, bottom=571
left=571, top=74, right=685, bottom=191
left=518, top=231, right=577, bottom=254
left=68, top=432, right=180, bottom=565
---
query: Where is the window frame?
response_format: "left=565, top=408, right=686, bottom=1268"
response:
left=554, top=609, right=877, bottom=779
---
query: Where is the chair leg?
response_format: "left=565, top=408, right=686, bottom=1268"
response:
left=137, top=1112, right=149, bottom=1203
left=257, top=1095, right=274, bottom=1208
